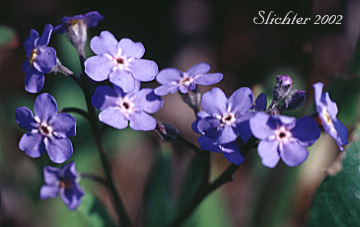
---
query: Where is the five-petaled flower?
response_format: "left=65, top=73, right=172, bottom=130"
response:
left=91, top=81, right=163, bottom=131
left=197, top=87, right=254, bottom=145
left=85, top=31, right=159, bottom=92
left=40, top=161, right=84, bottom=211
left=193, top=111, right=244, bottom=165
left=22, top=24, right=57, bottom=93
left=313, top=82, right=348, bottom=150
left=154, top=63, right=223, bottom=96
left=250, top=112, right=320, bottom=168
left=16, top=93, right=76, bottom=163
left=54, top=11, right=103, bottom=56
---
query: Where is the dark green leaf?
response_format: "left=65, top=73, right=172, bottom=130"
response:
left=143, top=147, right=174, bottom=227
left=306, top=129, right=360, bottom=227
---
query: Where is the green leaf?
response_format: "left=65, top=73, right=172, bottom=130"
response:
left=306, top=129, right=360, bottom=227
left=328, top=78, right=360, bottom=127
left=0, top=25, right=16, bottom=47
left=78, top=191, right=116, bottom=227
left=143, top=147, right=174, bottom=227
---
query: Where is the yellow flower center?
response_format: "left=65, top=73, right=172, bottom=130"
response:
left=323, top=110, right=332, bottom=125
left=29, top=49, right=38, bottom=64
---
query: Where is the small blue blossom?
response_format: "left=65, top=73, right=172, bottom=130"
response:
left=197, top=87, right=254, bottom=145
left=16, top=93, right=76, bottom=163
left=154, top=63, right=223, bottom=96
left=313, top=82, right=348, bottom=150
left=22, top=24, right=57, bottom=93
left=193, top=111, right=244, bottom=165
left=250, top=112, right=320, bottom=168
left=85, top=31, right=158, bottom=92
left=40, top=162, right=84, bottom=211
left=91, top=81, right=163, bottom=131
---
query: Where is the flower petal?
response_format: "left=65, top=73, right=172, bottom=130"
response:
left=291, top=117, right=320, bottom=146
left=249, top=112, right=274, bottom=139
left=257, top=139, right=280, bottom=168
left=198, top=136, right=221, bottom=153
left=228, top=87, right=253, bottom=114
left=16, top=107, right=38, bottom=131
left=34, top=93, right=58, bottom=122
left=221, top=142, right=244, bottom=165
left=118, top=38, right=145, bottom=59
left=128, top=59, right=158, bottom=82
left=43, top=166, right=60, bottom=184
left=90, top=31, right=118, bottom=55
left=135, top=88, right=163, bottom=114
left=45, top=137, right=73, bottom=164
left=129, top=112, right=157, bottom=131
left=84, top=11, right=104, bottom=28
left=84, top=55, right=113, bottom=82
left=332, top=119, right=349, bottom=150
left=186, top=62, right=211, bottom=76
left=99, top=107, right=128, bottom=129
left=197, top=117, right=221, bottom=139
left=40, top=185, right=59, bottom=199
left=280, top=141, right=309, bottom=167
left=156, top=68, right=182, bottom=84
left=24, top=66, right=45, bottom=93
left=91, top=86, right=119, bottom=110
left=217, top=125, right=238, bottom=144
left=324, top=92, right=338, bottom=117
left=38, top=24, right=53, bottom=47
left=33, top=47, right=57, bottom=73
left=255, top=93, right=267, bottom=111
left=51, top=113, right=76, bottom=137
left=154, top=84, right=179, bottom=96
left=19, top=132, right=45, bottom=158
left=193, top=72, right=223, bottom=86
left=60, top=186, right=84, bottom=211
left=201, top=87, right=227, bottom=116
left=109, top=69, right=135, bottom=93
left=24, top=29, right=39, bottom=56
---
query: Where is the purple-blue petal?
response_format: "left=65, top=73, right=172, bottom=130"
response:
left=19, top=132, right=45, bottom=158
left=99, top=107, right=128, bottom=129
left=255, top=93, right=267, bottom=111
left=324, top=92, right=338, bottom=117
left=43, top=166, right=61, bottom=184
left=33, top=47, right=57, bottom=73
left=60, top=186, right=84, bottom=211
left=84, top=55, right=113, bottom=82
left=290, top=117, right=320, bottom=146
left=135, top=88, right=163, bottom=114
left=16, top=107, right=38, bottom=131
left=257, top=139, right=280, bottom=168
left=24, top=29, right=39, bottom=56
left=332, top=119, right=349, bottom=151
left=34, top=93, right=58, bottom=122
left=117, top=38, right=145, bottom=59
left=38, top=24, right=53, bottom=47
left=201, top=87, right=227, bottom=116
left=40, top=185, right=59, bottom=199
left=24, top=66, right=45, bottom=93
left=128, top=59, right=158, bottom=82
left=129, top=112, right=156, bottom=131
left=280, top=141, right=309, bottom=167
left=51, top=113, right=76, bottom=137
left=217, top=125, right=238, bottom=144
left=197, top=117, right=221, bottom=139
left=156, top=68, right=182, bottom=84
left=90, top=31, right=118, bottom=55
left=186, top=62, right=211, bottom=76
left=154, top=84, right=179, bottom=96
left=192, top=111, right=209, bottom=134
left=84, top=11, right=104, bottom=28
left=228, top=87, right=253, bottom=114
left=198, top=136, right=221, bottom=153
left=221, top=142, right=244, bottom=165
left=193, top=72, right=223, bottom=86
left=249, top=112, right=274, bottom=139
left=109, top=69, right=135, bottom=93
left=45, top=137, right=73, bottom=164
left=237, top=118, right=252, bottom=143
left=91, top=86, right=119, bottom=111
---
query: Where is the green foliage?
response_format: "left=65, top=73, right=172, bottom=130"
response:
left=306, top=129, right=360, bottom=227
left=143, top=147, right=174, bottom=227
left=0, top=25, right=16, bottom=47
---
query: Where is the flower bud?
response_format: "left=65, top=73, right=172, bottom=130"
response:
left=286, top=90, right=306, bottom=110
left=273, top=75, right=293, bottom=101
left=155, top=121, right=180, bottom=142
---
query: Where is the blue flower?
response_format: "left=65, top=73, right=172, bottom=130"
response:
left=22, top=24, right=57, bottom=93
left=313, top=82, right=348, bottom=150
left=154, top=63, right=223, bottom=96
left=85, top=31, right=158, bottom=92
left=250, top=112, right=320, bottom=168
left=16, top=93, right=76, bottom=163
left=40, top=162, right=84, bottom=211
left=196, top=87, right=254, bottom=145
left=91, top=81, right=163, bottom=131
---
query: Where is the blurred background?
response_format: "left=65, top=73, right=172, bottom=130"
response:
left=1, top=0, right=359, bottom=226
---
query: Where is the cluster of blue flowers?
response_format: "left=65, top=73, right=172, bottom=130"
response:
left=16, top=11, right=349, bottom=212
